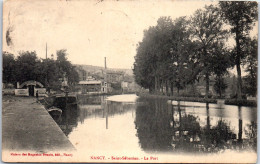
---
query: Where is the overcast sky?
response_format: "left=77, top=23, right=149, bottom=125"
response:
left=2, top=0, right=256, bottom=69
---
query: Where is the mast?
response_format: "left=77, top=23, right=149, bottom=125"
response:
left=104, top=57, right=107, bottom=69
left=104, top=57, right=107, bottom=93
left=45, top=43, right=48, bottom=89
left=46, top=43, right=47, bottom=59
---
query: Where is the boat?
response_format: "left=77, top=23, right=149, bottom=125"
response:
left=47, top=106, right=62, bottom=116
left=47, top=106, right=62, bottom=123
left=44, top=93, right=77, bottom=109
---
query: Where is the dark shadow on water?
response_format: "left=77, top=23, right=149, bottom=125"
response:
left=50, top=95, right=136, bottom=136
left=135, top=97, right=257, bottom=154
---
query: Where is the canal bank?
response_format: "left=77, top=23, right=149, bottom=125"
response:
left=137, top=92, right=257, bottom=107
left=2, top=95, right=75, bottom=153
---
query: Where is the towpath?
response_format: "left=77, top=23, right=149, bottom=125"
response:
left=2, top=95, right=75, bottom=153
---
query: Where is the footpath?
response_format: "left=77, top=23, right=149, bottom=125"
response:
left=2, top=95, right=75, bottom=153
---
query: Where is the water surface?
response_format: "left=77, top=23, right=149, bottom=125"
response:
left=50, top=95, right=257, bottom=155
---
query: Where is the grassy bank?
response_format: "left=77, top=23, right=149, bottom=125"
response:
left=138, top=93, right=257, bottom=107
left=225, top=99, right=257, bottom=107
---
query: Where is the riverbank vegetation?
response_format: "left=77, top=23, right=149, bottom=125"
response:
left=133, top=2, right=257, bottom=101
left=3, top=49, right=79, bottom=91
left=138, top=92, right=256, bottom=107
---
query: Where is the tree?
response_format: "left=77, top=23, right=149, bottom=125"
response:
left=3, top=51, right=16, bottom=84
left=169, top=17, right=195, bottom=95
left=36, top=58, right=60, bottom=90
left=15, top=51, right=40, bottom=84
left=219, top=1, right=258, bottom=99
left=134, top=18, right=173, bottom=93
left=67, top=66, right=79, bottom=86
left=56, top=49, right=79, bottom=85
left=214, top=76, right=227, bottom=98
left=134, top=16, right=196, bottom=95
left=190, top=5, right=228, bottom=99
left=210, top=42, right=232, bottom=98
left=242, top=38, right=257, bottom=96
left=154, top=17, right=175, bottom=94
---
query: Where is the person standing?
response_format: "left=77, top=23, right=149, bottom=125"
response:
left=36, top=90, right=39, bottom=102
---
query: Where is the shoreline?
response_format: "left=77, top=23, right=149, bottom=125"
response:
left=137, top=93, right=257, bottom=107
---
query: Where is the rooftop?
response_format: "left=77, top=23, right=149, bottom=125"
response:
left=79, top=80, right=102, bottom=85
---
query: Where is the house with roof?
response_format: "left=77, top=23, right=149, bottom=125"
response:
left=78, top=76, right=109, bottom=94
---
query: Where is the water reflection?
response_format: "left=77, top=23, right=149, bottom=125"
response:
left=49, top=95, right=257, bottom=154
left=50, top=95, right=136, bottom=136
left=50, top=104, right=79, bottom=136
left=135, top=97, right=257, bottom=153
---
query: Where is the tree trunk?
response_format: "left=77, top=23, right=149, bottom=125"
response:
left=178, top=102, right=182, bottom=136
left=170, top=82, right=174, bottom=96
left=238, top=106, right=242, bottom=144
left=238, top=119, right=242, bottom=143
left=155, top=76, right=160, bottom=93
left=219, top=86, right=222, bottom=98
left=236, top=60, right=242, bottom=99
left=206, top=103, right=210, bottom=130
left=166, top=80, right=169, bottom=96
left=149, top=86, right=154, bottom=93
left=236, top=30, right=242, bottom=99
left=191, top=83, right=195, bottom=96
left=156, top=76, right=160, bottom=93
left=160, top=80, right=163, bottom=94
left=171, top=104, right=174, bottom=128
left=205, top=72, right=209, bottom=99
left=154, top=76, right=157, bottom=92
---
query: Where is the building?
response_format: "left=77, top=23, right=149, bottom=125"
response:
left=78, top=76, right=108, bottom=94
left=105, top=70, right=124, bottom=83
left=15, top=80, right=46, bottom=96
left=121, top=81, right=141, bottom=93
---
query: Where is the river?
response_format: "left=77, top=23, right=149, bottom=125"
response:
left=50, top=94, right=257, bottom=161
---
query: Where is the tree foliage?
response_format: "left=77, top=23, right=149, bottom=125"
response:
left=134, top=16, right=198, bottom=95
left=56, top=49, right=79, bottom=85
left=242, top=38, right=257, bottom=96
left=219, top=1, right=258, bottom=99
left=3, top=51, right=16, bottom=84
left=133, top=3, right=257, bottom=98
left=214, top=76, right=228, bottom=98
left=15, top=51, right=40, bottom=84
left=2, top=49, right=79, bottom=91
left=189, top=5, right=229, bottom=98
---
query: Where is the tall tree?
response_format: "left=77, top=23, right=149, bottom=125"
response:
left=242, top=38, right=257, bottom=96
left=36, top=58, right=60, bottom=90
left=56, top=49, right=79, bottom=85
left=133, top=26, right=158, bottom=92
left=219, top=1, right=258, bottom=99
left=154, top=17, right=174, bottom=94
left=15, top=51, right=40, bottom=83
left=169, top=17, right=193, bottom=95
left=134, top=16, right=198, bottom=95
left=134, top=17, right=174, bottom=93
left=3, top=51, right=16, bottom=84
left=190, top=5, right=228, bottom=99
left=211, top=42, right=232, bottom=98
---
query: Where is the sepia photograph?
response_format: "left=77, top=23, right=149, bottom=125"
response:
left=2, top=0, right=258, bottom=163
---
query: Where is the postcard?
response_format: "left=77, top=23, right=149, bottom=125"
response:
left=2, top=0, right=258, bottom=163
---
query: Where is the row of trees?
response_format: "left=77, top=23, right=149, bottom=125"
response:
left=133, top=2, right=257, bottom=98
left=3, top=50, right=79, bottom=90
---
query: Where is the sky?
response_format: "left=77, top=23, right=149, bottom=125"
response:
left=2, top=0, right=257, bottom=69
